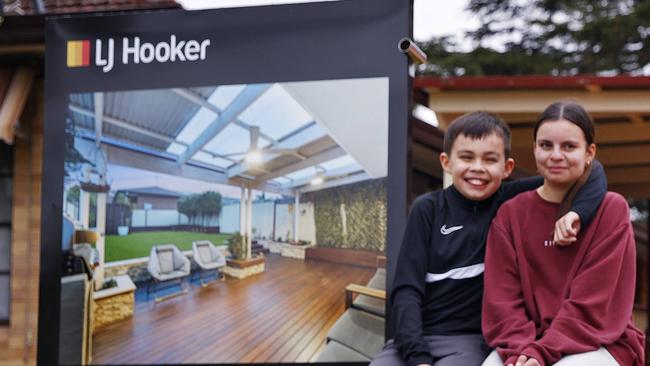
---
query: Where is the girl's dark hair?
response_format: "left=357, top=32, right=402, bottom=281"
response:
left=533, top=101, right=596, bottom=218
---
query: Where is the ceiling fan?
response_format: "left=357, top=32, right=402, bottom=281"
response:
left=221, top=126, right=300, bottom=164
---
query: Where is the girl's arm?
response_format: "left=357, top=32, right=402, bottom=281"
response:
left=482, top=219, right=538, bottom=366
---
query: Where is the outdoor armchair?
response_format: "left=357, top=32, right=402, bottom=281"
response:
left=192, top=240, right=226, bottom=271
left=192, top=240, right=226, bottom=285
left=147, top=244, right=190, bottom=302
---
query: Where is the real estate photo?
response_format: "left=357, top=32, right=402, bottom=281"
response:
left=60, top=77, right=390, bottom=364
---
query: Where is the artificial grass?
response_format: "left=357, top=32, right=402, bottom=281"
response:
left=105, top=231, right=233, bottom=262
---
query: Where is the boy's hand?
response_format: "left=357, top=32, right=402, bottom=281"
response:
left=507, top=355, right=541, bottom=366
left=554, top=211, right=581, bottom=246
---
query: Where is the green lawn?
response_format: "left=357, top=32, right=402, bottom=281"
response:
left=105, top=231, right=233, bottom=262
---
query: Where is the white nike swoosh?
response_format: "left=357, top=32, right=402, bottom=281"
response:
left=440, top=224, right=464, bottom=235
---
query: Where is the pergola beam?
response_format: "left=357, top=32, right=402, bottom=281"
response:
left=94, top=92, right=104, bottom=147
left=428, top=91, right=650, bottom=114
left=257, top=146, right=346, bottom=182
left=510, top=122, right=650, bottom=148
left=175, top=84, right=272, bottom=165
left=281, top=164, right=363, bottom=189
left=298, top=172, right=370, bottom=194
left=85, top=140, right=291, bottom=195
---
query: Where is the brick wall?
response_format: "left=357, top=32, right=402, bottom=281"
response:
left=0, top=82, right=41, bottom=366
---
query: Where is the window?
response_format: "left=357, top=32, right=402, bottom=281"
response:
left=0, top=142, right=13, bottom=325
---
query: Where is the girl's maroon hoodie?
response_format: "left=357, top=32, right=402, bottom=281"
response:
left=483, top=191, right=645, bottom=366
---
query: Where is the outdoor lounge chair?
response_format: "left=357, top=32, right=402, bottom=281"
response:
left=315, top=258, right=387, bottom=362
left=192, top=240, right=226, bottom=286
left=147, top=244, right=190, bottom=303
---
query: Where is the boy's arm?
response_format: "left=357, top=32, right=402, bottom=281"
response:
left=567, top=159, right=607, bottom=227
left=501, top=160, right=606, bottom=229
left=390, top=195, right=434, bottom=366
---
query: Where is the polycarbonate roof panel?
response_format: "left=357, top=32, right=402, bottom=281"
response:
left=284, top=166, right=318, bottom=181
left=211, top=84, right=247, bottom=110
left=320, top=155, right=357, bottom=171
left=203, top=123, right=250, bottom=156
left=104, top=89, right=199, bottom=141
left=238, top=84, right=313, bottom=140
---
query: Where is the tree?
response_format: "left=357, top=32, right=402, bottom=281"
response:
left=418, top=0, right=650, bottom=76
left=177, top=191, right=222, bottom=226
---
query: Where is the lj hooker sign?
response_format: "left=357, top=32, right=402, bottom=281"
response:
left=67, top=35, right=211, bottom=72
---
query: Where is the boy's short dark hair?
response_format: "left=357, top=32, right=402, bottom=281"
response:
left=443, top=111, right=512, bottom=157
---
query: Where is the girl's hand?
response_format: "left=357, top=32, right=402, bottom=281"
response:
left=554, top=211, right=581, bottom=246
left=507, top=355, right=541, bottom=366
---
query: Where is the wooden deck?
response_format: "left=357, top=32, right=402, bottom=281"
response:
left=91, top=254, right=375, bottom=364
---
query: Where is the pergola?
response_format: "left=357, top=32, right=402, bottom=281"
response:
left=415, top=75, right=650, bottom=198
left=67, top=77, right=389, bottom=283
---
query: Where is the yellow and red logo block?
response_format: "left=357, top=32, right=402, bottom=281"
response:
left=67, top=40, right=91, bottom=67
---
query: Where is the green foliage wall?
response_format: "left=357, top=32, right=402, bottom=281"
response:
left=303, top=178, right=386, bottom=252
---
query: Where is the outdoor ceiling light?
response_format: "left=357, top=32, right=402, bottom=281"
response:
left=310, top=175, right=324, bottom=186
left=245, top=149, right=262, bottom=164
left=311, top=165, right=326, bottom=186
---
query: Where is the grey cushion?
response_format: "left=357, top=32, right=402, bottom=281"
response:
left=366, top=268, right=386, bottom=290
left=315, top=340, right=371, bottom=362
left=157, top=248, right=174, bottom=274
left=353, top=295, right=386, bottom=317
left=326, top=308, right=385, bottom=359
left=197, top=244, right=212, bottom=264
left=192, top=240, right=226, bottom=270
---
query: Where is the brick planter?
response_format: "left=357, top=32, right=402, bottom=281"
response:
left=223, top=256, right=265, bottom=279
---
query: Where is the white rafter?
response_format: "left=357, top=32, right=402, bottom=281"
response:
left=94, top=92, right=103, bottom=147
left=176, top=84, right=272, bottom=165
left=257, top=146, right=346, bottom=182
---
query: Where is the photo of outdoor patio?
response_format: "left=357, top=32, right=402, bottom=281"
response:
left=60, top=77, right=390, bottom=364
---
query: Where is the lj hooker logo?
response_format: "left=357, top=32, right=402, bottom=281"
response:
left=67, top=40, right=91, bottom=67
left=66, top=35, right=211, bottom=73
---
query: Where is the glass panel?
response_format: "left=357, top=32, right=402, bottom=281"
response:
left=0, top=275, right=8, bottom=320
left=0, top=178, right=12, bottom=222
left=239, top=84, right=313, bottom=140
left=320, top=155, right=357, bottom=170
left=284, top=166, right=317, bottom=181
left=211, top=84, right=246, bottom=110
left=203, top=123, right=250, bottom=156
left=0, top=227, right=9, bottom=271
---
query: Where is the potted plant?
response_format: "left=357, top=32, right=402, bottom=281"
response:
left=228, top=232, right=247, bottom=260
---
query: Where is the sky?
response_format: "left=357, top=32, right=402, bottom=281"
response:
left=177, top=0, right=477, bottom=43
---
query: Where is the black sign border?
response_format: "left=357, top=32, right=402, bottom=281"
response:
left=42, top=1, right=412, bottom=364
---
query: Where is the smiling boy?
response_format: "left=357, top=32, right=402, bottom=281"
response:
left=369, top=112, right=606, bottom=366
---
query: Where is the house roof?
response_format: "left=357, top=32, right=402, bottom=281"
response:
left=120, top=186, right=184, bottom=198
left=3, top=0, right=180, bottom=16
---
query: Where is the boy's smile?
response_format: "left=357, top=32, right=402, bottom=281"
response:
left=440, top=133, right=514, bottom=201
